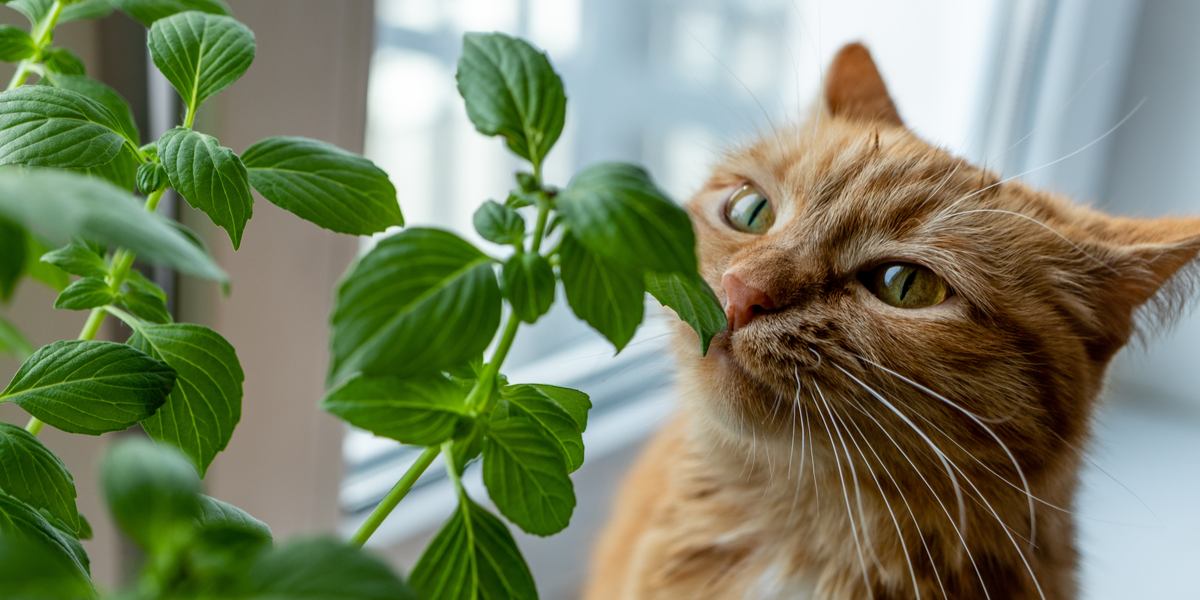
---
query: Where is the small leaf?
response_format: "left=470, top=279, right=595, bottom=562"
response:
left=60, top=0, right=114, bottom=22
left=500, top=384, right=590, bottom=472
left=473, top=200, right=524, bottom=246
left=482, top=414, right=575, bottom=536
left=502, top=252, right=554, bottom=324
left=0, top=423, right=80, bottom=535
left=148, top=11, right=254, bottom=112
left=53, top=277, right=113, bottom=310
left=241, top=537, right=415, bottom=600
left=322, top=374, right=467, bottom=446
left=456, top=32, right=566, bottom=168
left=128, top=323, right=243, bottom=476
left=0, top=491, right=90, bottom=579
left=559, top=233, right=644, bottom=351
left=0, top=315, right=33, bottom=359
left=242, top=135, right=402, bottom=235
left=330, top=228, right=501, bottom=382
left=42, top=47, right=86, bottom=76
left=0, top=216, right=25, bottom=301
left=197, top=495, right=271, bottom=542
left=410, top=497, right=537, bottom=600
left=0, top=25, right=34, bottom=61
left=645, top=271, right=727, bottom=354
left=112, top=0, right=230, bottom=26
left=0, top=86, right=127, bottom=169
left=0, top=535, right=97, bottom=600
left=0, top=170, right=226, bottom=281
left=5, top=0, right=50, bottom=23
left=158, top=127, right=253, bottom=248
left=136, top=162, right=166, bottom=194
left=557, top=162, right=696, bottom=274
left=118, top=270, right=171, bottom=324
left=24, top=235, right=69, bottom=291
left=40, top=241, right=106, bottom=279
left=1, top=340, right=175, bottom=435
left=101, top=438, right=200, bottom=550
left=46, top=74, right=140, bottom=144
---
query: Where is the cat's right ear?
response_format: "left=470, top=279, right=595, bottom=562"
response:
left=823, top=43, right=903, bottom=126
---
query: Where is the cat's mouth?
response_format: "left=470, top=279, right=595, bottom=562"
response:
left=708, top=315, right=825, bottom=390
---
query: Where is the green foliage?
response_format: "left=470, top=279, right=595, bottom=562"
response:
left=101, top=437, right=202, bottom=550
left=0, top=535, right=97, bottom=600
left=410, top=496, right=537, bottom=600
left=482, top=414, right=575, bottom=536
left=0, top=25, right=35, bottom=61
left=473, top=200, right=525, bottom=246
left=0, top=216, right=25, bottom=300
left=54, top=277, right=113, bottom=310
left=0, top=423, right=80, bottom=534
left=148, top=11, right=254, bottom=116
left=559, top=233, right=645, bottom=350
left=240, top=537, right=415, bottom=600
left=645, top=271, right=728, bottom=354
left=112, top=0, right=230, bottom=27
left=0, top=86, right=128, bottom=168
left=322, top=374, right=468, bottom=446
left=158, top=127, right=254, bottom=248
left=0, top=315, right=33, bottom=358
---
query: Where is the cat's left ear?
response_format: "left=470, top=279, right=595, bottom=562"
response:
left=823, top=43, right=903, bottom=126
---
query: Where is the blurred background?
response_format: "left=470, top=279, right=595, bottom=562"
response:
left=2, top=0, right=1198, bottom=597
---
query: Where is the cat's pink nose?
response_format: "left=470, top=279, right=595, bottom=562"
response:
left=722, top=272, right=777, bottom=331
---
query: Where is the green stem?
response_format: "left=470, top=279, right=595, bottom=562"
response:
left=349, top=446, right=440, bottom=547
left=8, top=0, right=66, bottom=90
left=182, top=104, right=197, bottom=129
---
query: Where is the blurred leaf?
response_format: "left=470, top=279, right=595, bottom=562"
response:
left=473, top=200, right=524, bottom=246
left=1, top=340, right=175, bottom=435
left=0, top=490, right=90, bottom=578
left=24, top=236, right=70, bottom=292
left=118, top=270, right=171, bottom=323
left=148, top=11, right=254, bottom=112
left=0, top=216, right=25, bottom=301
left=645, top=271, right=726, bottom=354
left=112, top=0, right=230, bottom=26
left=482, top=414, right=575, bottom=536
left=158, top=127, right=253, bottom=248
left=559, top=233, right=643, bottom=351
left=237, top=537, right=415, bottom=600
left=197, top=495, right=271, bottom=542
left=502, top=252, right=554, bottom=324
left=0, top=532, right=95, bottom=599
left=0, top=423, right=80, bottom=534
left=42, top=47, right=86, bottom=76
left=0, top=314, right=33, bottom=359
left=53, top=276, right=113, bottom=310
left=322, top=374, right=467, bottom=446
left=137, top=161, right=167, bottom=194
left=0, top=25, right=34, bottom=62
left=100, top=438, right=200, bottom=550
left=410, top=497, right=536, bottom=600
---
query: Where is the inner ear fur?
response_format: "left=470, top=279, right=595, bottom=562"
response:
left=823, top=42, right=903, bottom=126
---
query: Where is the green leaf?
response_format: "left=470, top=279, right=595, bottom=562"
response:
left=118, top=270, right=171, bottom=323
left=53, top=277, right=113, bottom=310
left=60, top=0, right=114, bottom=22
left=482, top=414, right=575, bottom=536
left=158, top=127, right=253, bottom=248
left=322, top=374, right=466, bottom=446
left=240, top=537, right=414, bottom=600
left=112, top=0, right=230, bottom=26
left=136, top=161, right=167, bottom=194
left=557, top=162, right=697, bottom=274
left=100, top=438, right=200, bottom=550
left=0, top=25, right=34, bottom=61
left=46, top=74, right=141, bottom=143
left=502, top=252, right=554, bottom=324
left=40, top=241, right=106, bottom=279
left=242, top=135, right=402, bottom=235
left=25, top=236, right=69, bottom=292
left=456, top=32, right=566, bottom=168
left=0, top=171, right=226, bottom=281
left=645, top=271, right=726, bottom=354
left=0, top=86, right=127, bottom=169
left=500, top=384, right=589, bottom=472
left=0, top=314, right=33, bottom=359
left=5, top=0, right=51, bottom=23
left=0, top=491, right=90, bottom=579
left=559, top=233, right=643, bottom=351
left=0, top=423, right=80, bottom=535
left=330, top=228, right=501, bottom=382
left=197, top=494, right=271, bottom=542
left=128, top=323, right=243, bottom=476
left=81, top=143, right=139, bottom=192
left=42, top=47, right=86, bottom=76
left=0, top=535, right=97, bottom=600
left=1, top=340, right=175, bottom=435
left=0, top=216, right=25, bottom=301
left=473, top=200, right=524, bottom=246
left=148, top=11, right=255, bottom=113
left=410, top=497, right=537, bottom=600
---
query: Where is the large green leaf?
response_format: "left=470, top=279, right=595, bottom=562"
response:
left=0, top=314, right=33, bottom=359
left=0, top=423, right=79, bottom=535
left=410, top=497, right=537, bottom=600
left=46, top=74, right=141, bottom=144
left=148, top=11, right=254, bottom=112
left=645, top=271, right=726, bottom=354
left=322, top=374, right=467, bottom=446
left=482, top=414, right=575, bottom=536
left=501, top=252, right=554, bottom=324
left=559, top=233, right=643, bottom=351
left=557, top=162, right=696, bottom=274
left=0, top=25, right=34, bottom=61
left=0, top=535, right=97, bottom=600
left=0, top=169, right=227, bottom=281
left=240, top=537, right=415, bottom=600
left=1, top=340, right=175, bottom=435
left=112, top=0, right=230, bottom=26
left=456, top=32, right=565, bottom=168
left=0, top=86, right=128, bottom=169
left=242, top=136, right=402, bottom=235
left=101, top=438, right=201, bottom=551
left=330, top=228, right=500, bottom=382
left=128, top=323, right=243, bottom=476
left=500, top=384, right=589, bottom=472
left=0, top=490, right=89, bottom=577
left=158, top=127, right=253, bottom=248
left=0, top=216, right=25, bottom=301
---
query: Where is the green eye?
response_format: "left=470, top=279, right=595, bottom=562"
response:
left=724, top=184, right=774, bottom=234
left=866, top=263, right=950, bottom=308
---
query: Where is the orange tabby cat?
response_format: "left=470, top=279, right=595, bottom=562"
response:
left=584, top=43, right=1200, bottom=599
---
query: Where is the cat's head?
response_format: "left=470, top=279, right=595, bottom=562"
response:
left=677, top=43, right=1200, bottom=478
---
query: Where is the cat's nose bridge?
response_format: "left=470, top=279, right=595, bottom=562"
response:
left=722, top=247, right=820, bottom=330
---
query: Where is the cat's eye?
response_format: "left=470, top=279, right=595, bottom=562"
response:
left=864, top=262, right=950, bottom=308
left=723, top=184, right=775, bottom=234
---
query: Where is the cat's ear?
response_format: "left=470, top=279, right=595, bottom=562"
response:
left=823, top=43, right=903, bottom=126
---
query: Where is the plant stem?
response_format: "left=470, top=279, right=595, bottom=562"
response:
left=8, top=0, right=66, bottom=90
left=349, top=445, right=440, bottom=547
left=24, top=187, right=167, bottom=436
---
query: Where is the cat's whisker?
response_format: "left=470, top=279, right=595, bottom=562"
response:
left=809, top=383, right=875, bottom=599
left=828, top=394, right=925, bottom=600
left=855, top=354, right=1039, bottom=549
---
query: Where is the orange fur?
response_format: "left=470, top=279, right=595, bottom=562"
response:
left=584, top=43, right=1200, bottom=599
